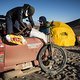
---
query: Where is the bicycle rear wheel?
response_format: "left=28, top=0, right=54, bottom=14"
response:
left=38, top=44, right=67, bottom=76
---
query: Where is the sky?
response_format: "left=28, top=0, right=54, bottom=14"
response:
left=0, top=0, right=80, bottom=23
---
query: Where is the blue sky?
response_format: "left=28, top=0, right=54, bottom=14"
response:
left=0, top=0, right=80, bottom=22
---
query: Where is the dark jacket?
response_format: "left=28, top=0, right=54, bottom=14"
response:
left=6, top=7, right=34, bottom=28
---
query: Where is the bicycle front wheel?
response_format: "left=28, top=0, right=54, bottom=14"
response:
left=38, top=44, right=67, bottom=76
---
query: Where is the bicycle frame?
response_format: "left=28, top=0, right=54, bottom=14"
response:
left=46, top=21, right=55, bottom=57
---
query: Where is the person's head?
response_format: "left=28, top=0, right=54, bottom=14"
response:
left=39, top=16, right=47, bottom=26
left=23, top=4, right=35, bottom=17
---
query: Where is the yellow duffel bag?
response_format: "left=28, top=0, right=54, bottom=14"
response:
left=51, top=21, right=76, bottom=46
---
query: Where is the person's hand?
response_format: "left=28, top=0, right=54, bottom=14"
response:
left=27, top=25, right=32, bottom=30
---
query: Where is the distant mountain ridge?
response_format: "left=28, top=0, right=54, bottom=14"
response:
left=66, top=18, right=80, bottom=27
left=66, top=18, right=80, bottom=35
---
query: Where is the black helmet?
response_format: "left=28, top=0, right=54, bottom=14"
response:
left=23, top=4, right=35, bottom=16
left=23, top=4, right=30, bottom=9
left=28, top=6, right=35, bottom=16
left=39, top=16, right=47, bottom=23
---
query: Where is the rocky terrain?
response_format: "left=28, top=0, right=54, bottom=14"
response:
left=11, top=46, right=80, bottom=80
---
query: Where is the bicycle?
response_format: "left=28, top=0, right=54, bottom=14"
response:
left=38, top=21, right=67, bottom=76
